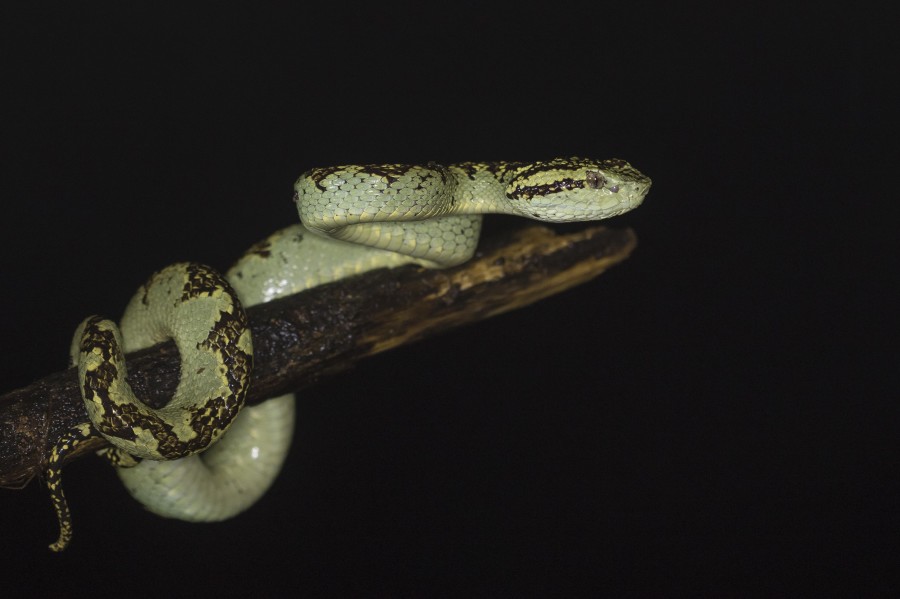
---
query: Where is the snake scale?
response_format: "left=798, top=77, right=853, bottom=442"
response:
left=44, top=157, right=651, bottom=550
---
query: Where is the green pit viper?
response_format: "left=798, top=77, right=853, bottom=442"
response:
left=45, top=157, right=651, bottom=550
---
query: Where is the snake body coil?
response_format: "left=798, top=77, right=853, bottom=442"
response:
left=44, top=158, right=650, bottom=550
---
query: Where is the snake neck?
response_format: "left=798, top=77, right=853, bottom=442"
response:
left=446, top=163, right=524, bottom=217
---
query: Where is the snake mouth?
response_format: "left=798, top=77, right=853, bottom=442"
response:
left=502, top=158, right=651, bottom=223
left=512, top=182, right=648, bottom=223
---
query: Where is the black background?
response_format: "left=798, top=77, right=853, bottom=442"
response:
left=1, top=3, right=895, bottom=595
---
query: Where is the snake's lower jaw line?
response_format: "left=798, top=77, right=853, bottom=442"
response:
left=623, top=192, right=649, bottom=215
left=600, top=187, right=649, bottom=220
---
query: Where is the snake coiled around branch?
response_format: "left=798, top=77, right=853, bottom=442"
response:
left=44, top=157, right=651, bottom=550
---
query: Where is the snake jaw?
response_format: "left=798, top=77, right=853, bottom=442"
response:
left=504, top=159, right=651, bottom=223
left=504, top=158, right=650, bottom=218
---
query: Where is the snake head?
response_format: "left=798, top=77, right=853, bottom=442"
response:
left=504, top=157, right=651, bottom=222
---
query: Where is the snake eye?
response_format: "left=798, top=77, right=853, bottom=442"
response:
left=586, top=170, right=606, bottom=190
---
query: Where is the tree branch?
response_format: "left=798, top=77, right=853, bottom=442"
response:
left=0, top=224, right=636, bottom=489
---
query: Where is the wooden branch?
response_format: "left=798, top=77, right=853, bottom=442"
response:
left=0, top=224, right=637, bottom=489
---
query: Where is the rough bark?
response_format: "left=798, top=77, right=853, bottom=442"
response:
left=0, top=224, right=637, bottom=489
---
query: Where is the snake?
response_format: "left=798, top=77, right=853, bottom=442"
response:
left=44, top=157, right=651, bottom=550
